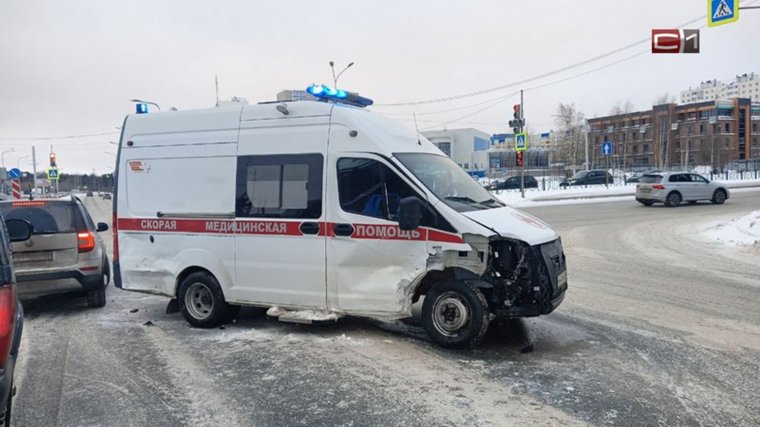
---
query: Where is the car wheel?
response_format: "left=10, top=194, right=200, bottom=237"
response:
left=1, top=382, right=12, bottom=427
left=665, top=191, right=682, bottom=207
left=87, top=260, right=110, bottom=308
left=178, top=272, right=233, bottom=328
left=421, top=280, right=490, bottom=348
left=711, top=189, right=727, bottom=205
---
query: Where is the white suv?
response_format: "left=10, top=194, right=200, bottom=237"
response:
left=635, top=172, right=729, bottom=207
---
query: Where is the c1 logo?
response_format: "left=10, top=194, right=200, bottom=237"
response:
left=651, top=29, right=699, bottom=54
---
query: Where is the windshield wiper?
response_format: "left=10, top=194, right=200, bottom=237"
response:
left=444, top=196, right=489, bottom=209
left=479, top=198, right=503, bottom=207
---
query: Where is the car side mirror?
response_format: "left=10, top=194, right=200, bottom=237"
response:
left=96, top=222, right=109, bottom=232
left=5, top=219, right=33, bottom=242
left=397, top=197, right=424, bottom=231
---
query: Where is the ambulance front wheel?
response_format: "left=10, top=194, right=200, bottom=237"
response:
left=178, top=271, right=235, bottom=328
left=421, top=280, right=490, bottom=348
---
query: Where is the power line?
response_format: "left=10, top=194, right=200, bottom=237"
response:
left=374, top=12, right=722, bottom=107
left=416, top=49, right=648, bottom=131
left=0, top=131, right=119, bottom=141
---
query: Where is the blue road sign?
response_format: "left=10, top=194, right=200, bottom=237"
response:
left=602, top=142, right=613, bottom=156
left=708, top=0, right=738, bottom=27
left=8, top=168, right=21, bottom=179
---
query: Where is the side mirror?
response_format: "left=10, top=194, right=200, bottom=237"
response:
left=96, top=222, right=109, bottom=232
left=397, top=197, right=424, bottom=231
left=5, top=219, right=33, bottom=242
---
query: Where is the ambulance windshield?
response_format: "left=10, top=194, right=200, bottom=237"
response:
left=394, top=153, right=504, bottom=212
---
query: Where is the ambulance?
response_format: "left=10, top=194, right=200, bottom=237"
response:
left=113, top=85, right=567, bottom=348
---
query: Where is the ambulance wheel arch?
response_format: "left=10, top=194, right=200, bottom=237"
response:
left=172, top=248, right=235, bottom=300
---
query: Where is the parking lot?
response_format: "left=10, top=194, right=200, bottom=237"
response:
left=8, top=191, right=760, bottom=426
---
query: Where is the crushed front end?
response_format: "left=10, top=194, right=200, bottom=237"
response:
left=482, top=237, right=567, bottom=317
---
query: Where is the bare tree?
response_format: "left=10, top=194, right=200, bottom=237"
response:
left=553, top=103, right=586, bottom=169
left=653, top=92, right=675, bottom=105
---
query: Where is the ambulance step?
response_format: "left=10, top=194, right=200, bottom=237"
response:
left=266, top=307, right=342, bottom=324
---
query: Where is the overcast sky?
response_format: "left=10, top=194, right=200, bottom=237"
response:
left=1, top=0, right=758, bottom=174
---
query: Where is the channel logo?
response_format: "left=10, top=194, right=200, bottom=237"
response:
left=651, top=29, right=700, bottom=54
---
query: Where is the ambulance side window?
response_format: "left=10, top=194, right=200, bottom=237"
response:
left=236, top=154, right=323, bottom=219
left=337, top=158, right=439, bottom=227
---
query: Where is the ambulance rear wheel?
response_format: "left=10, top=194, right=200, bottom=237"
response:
left=178, top=272, right=232, bottom=328
left=421, top=280, right=490, bottom=348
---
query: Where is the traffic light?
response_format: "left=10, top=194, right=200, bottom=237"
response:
left=49, top=152, right=56, bottom=167
left=508, top=104, right=523, bottom=134
left=516, top=151, right=524, bottom=167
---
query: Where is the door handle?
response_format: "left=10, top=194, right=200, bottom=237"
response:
left=333, top=223, right=354, bottom=237
left=299, top=221, right=320, bottom=235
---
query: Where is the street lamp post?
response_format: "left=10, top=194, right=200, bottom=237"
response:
left=1, top=148, right=14, bottom=168
left=329, top=61, right=354, bottom=88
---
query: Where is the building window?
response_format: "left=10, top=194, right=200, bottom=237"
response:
left=725, top=123, right=730, bottom=133
left=436, top=142, right=451, bottom=157
left=236, top=153, right=323, bottom=219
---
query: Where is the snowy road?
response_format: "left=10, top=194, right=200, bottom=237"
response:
left=12, top=191, right=760, bottom=426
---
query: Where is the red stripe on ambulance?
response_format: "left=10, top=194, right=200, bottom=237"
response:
left=117, top=218, right=464, bottom=243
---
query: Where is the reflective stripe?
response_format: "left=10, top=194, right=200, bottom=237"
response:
left=117, top=218, right=464, bottom=243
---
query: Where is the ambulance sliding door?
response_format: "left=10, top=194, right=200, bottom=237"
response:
left=234, top=118, right=328, bottom=308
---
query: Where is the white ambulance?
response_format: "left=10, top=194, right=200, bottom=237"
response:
left=113, top=85, right=567, bottom=348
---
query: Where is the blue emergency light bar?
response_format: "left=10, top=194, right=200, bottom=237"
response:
left=136, top=103, right=149, bottom=114
left=306, top=84, right=373, bottom=108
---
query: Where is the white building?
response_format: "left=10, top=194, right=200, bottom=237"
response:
left=421, top=128, right=492, bottom=171
left=680, top=73, right=760, bottom=104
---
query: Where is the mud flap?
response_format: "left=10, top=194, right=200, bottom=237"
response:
left=165, top=298, right=180, bottom=314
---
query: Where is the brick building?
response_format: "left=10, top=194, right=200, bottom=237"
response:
left=587, top=98, right=760, bottom=170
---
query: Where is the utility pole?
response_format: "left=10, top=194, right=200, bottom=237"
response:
left=31, top=146, right=38, bottom=196
left=509, top=91, right=527, bottom=198
left=520, top=90, right=525, bottom=198
left=584, top=120, right=590, bottom=170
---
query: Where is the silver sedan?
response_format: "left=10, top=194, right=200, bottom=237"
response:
left=635, top=172, right=730, bottom=207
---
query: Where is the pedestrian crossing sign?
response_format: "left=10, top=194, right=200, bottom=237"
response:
left=708, top=0, right=738, bottom=27
left=514, top=132, right=528, bottom=152
left=47, top=167, right=60, bottom=180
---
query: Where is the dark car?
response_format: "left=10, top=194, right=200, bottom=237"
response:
left=0, top=196, right=110, bottom=307
left=0, top=215, right=33, bottom=426
left=560, top=170, right=613, bottom=187
left=489, top=175, right=539, bottom=190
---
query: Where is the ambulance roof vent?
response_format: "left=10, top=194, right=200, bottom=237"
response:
left=306, top=84, right=374, bottom=108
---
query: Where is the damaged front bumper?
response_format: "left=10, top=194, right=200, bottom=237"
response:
left=482, top=237, right=568, bottom=318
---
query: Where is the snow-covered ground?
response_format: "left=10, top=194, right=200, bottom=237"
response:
left=699, top=210, right=760, bottom=247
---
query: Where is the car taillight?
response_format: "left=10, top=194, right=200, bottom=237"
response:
left=78, top=231, right=96, bottom=253
left=0, top=285, right=16, bottom=369
left=113, top=212, right=119, bottom=262
left=652, top=184, right=665, bottom=190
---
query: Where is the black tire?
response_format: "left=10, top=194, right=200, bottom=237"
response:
left=1, top=382, right=12, bottom=427
left=712, top=189, right=727, bottom=205
left=178, top=272, right=233, bottom=328
left=665, top=191, right=682, bottom=207
left=87, top=260, right=109, bottom=308
left=421, top=280, right=490, bottom=348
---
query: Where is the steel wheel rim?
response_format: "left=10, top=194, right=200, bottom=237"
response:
left=715, top=191, right=725, bottom=203
left=432, top=292, right=471, bottom=337
left=185, top=282, right=214, bottom=320
left=669, top=193, right=680, bottom=206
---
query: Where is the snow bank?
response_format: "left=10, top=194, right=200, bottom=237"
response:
left=700, top=210, right=760, bottom=247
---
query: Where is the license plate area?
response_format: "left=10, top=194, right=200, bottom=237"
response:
left=557, top=270, right=568, bottom=291
left=14, top=251, right=54, bottom=263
